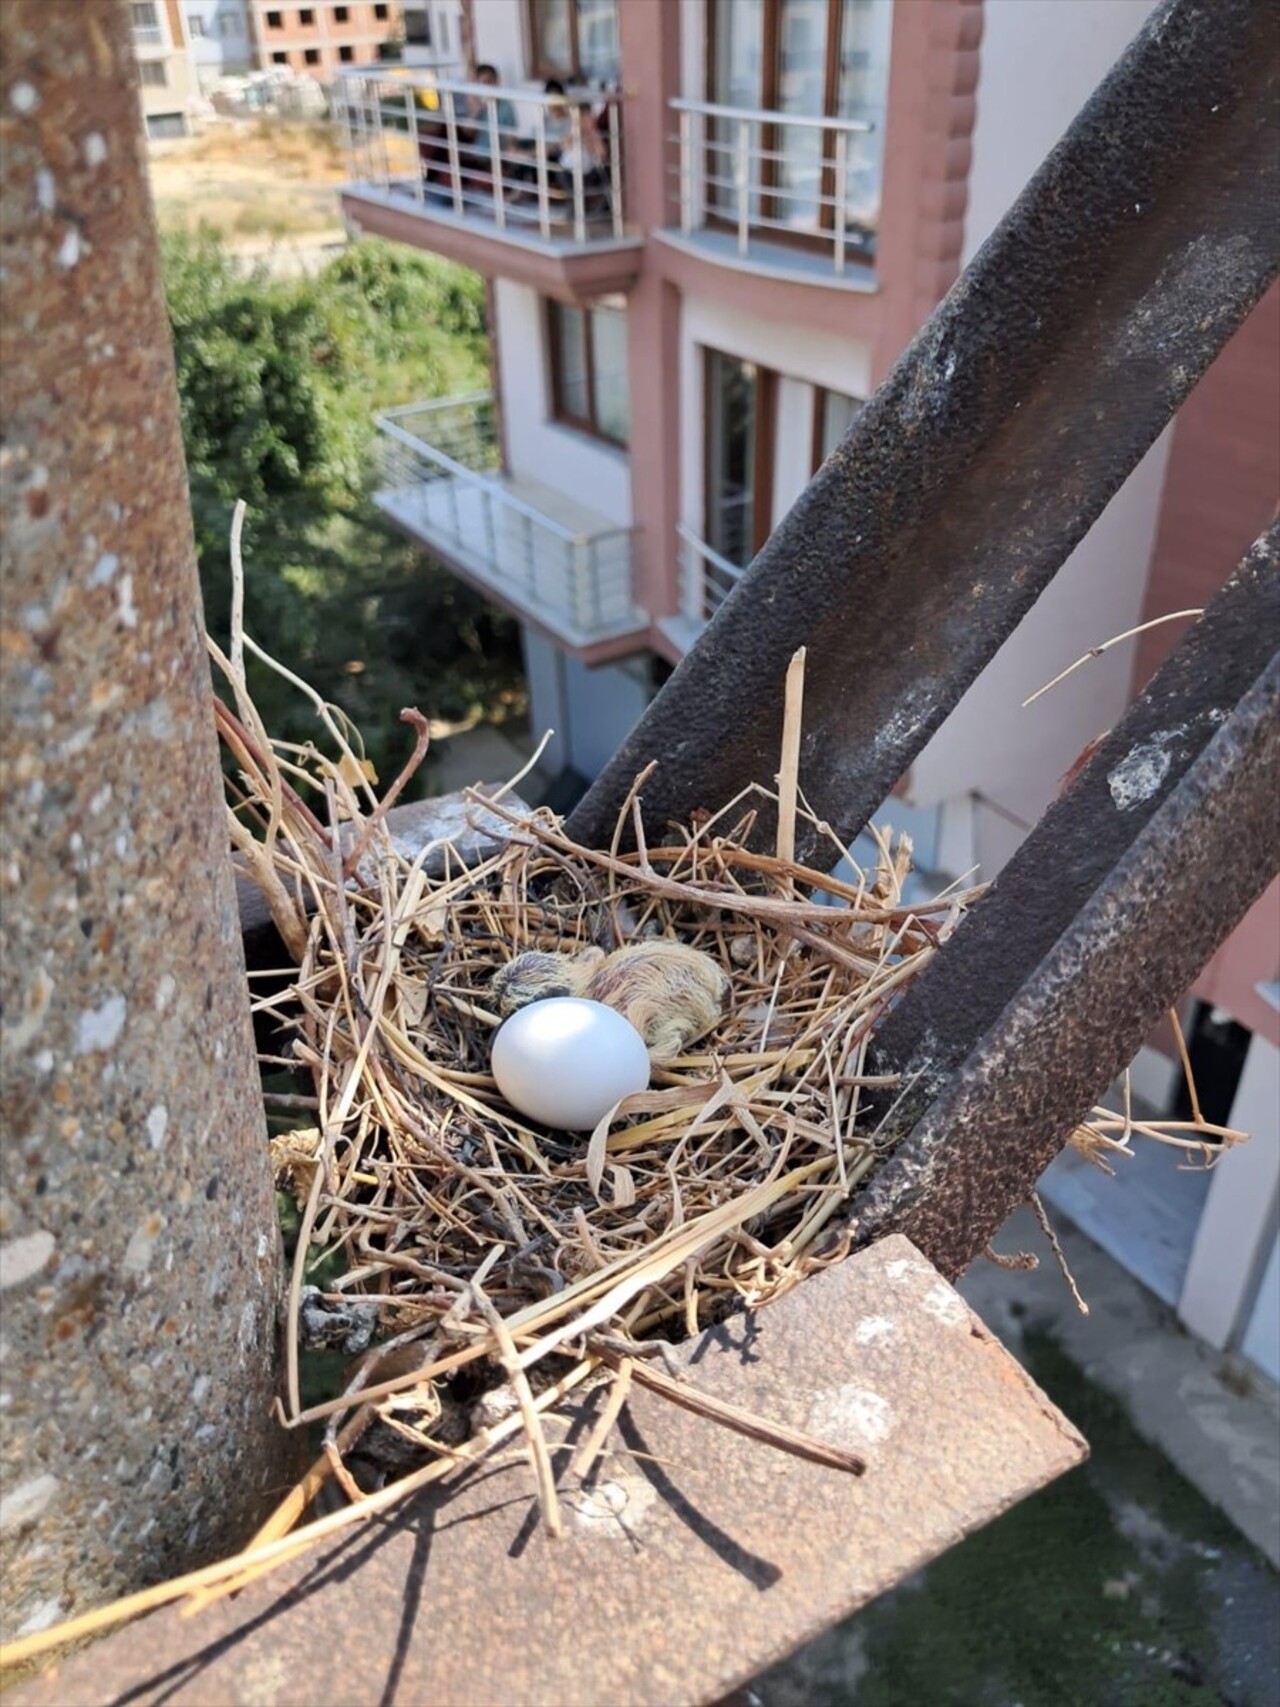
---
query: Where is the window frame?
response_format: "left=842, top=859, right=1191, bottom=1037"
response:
left=705, top=0, right=871, bottom=250
left=334, top=4, right=349, bottom=21
left=338, top=43, right=354, bottom=62
left=810, top=384, right=862, bottom=474
left=702, top=346, right=778, bottom=567
left=138, top=57, right=169, bottom=86
left=265, top=9, right=283, bottom=27
left=298, top=7, right=315, bottom=26
left=545, top=297, right=630, bottom=450
left=303, top=46, right=321, bottom=65
left=374, top=2, right=389, bottom=18
left=525, top=0, right=617, bottom=83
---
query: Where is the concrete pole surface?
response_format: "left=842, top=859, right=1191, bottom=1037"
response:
left=0, top=0, right=290, bottom=1637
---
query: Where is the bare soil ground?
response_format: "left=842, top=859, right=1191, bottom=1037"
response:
left=148, top=118, right=347, bottom=241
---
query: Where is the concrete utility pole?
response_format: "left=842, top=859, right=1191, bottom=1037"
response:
left=0, top=0, right=290, bottom=1634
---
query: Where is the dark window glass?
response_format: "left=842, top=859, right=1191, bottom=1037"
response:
left=548, top=296, right=629, bottom=447
left=706, top=350, right=758, bottom=568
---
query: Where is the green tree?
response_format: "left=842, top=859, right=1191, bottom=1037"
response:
left=162, top=230, right=523, bottom=780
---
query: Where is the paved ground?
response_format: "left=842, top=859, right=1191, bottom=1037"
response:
left=744, top=1206, right=1280, bottom=1707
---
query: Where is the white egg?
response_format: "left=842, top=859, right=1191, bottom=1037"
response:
left=490, top=997, right=650, bottom=1131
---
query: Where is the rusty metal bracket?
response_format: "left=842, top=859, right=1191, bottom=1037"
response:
left=569, top=0, right=1280, bottom=863
left=851, top=525, right=1280, bottom=1278
left=9, top=1238, right=1085, bottom=1707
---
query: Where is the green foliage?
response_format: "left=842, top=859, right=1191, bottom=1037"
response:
left=162, top=230, right=523, bottom=779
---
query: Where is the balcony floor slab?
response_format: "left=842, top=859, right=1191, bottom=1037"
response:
left=377, top=470, right=647, bottom=658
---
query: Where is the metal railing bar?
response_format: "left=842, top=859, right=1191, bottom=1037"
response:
left=669, top=96, right=874, bottom=133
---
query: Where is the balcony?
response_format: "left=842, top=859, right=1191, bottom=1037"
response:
left=656, top=524, right=746, bottom=657
left=374, top=394, right=646, bottom=659
left=336, top=70, right=644, bottom=298
left=662, top=97, right=880, bottom=288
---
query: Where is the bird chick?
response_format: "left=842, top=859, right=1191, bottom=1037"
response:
left=583, top=940, right=730, bottom=1061
left=491, top=940, right=730, bottom=1061
left=491, top=946, right=605, bottom=1016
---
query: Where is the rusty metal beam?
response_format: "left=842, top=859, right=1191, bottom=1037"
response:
left=9, top=1237, right=1086, bottom=1707
left=568, top=0, right=1280, bottom=862
left=848, top=526, right=1280, bottom=1279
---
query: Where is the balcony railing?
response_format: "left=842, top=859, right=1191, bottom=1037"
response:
left=375, top=395, right=641, bottom=647
left=668, top=97, right=879, bottom=277
left=677, top=523, right=745, bottom=626
left=336, top=71, right=625, bottom=246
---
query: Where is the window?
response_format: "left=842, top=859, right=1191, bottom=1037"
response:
left=304, top=46, right=321, bottom=64
left=188, top=14, right=206, bottom=36
left=138, top=58, right=168, bottom=85
left=811, top=386, right=861, bottom=471
left=298, top=8, right=315, bottom=24
left=375, top=2, right=390, bottom=17
left=547, top=297, right=629, bottom=447
left=334, top=4, right=349, bottom=18
left=131, top=2, right=159, bottom=30
left=527, top=0, right=619, bottom=83
left=704, top=349, right=776, bottom=569
left=272, top=49, right=288, bottom=63
left=706, top=0, right=888, bottom=244
left=218, top=12, right=243, bottom=36
left=404, top=4, right=430, bottom=44
left=339, top=43, right=354, bottom=61
left=146, top=111, right=187, bottom=139
left=266, top=8, right=282, bottom=25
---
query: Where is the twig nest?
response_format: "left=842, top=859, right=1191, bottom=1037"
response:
left=492, top=940, right=730, bottom=1061
left=491, top=997, right=651, bottom=1131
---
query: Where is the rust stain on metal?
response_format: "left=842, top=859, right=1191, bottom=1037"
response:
left=11, top=1237, right=1085, bottom=1707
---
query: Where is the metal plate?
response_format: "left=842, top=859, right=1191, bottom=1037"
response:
left=12, top=1237, right=1085, bottom=1707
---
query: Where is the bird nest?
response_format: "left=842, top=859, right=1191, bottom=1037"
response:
left=194, top=603, right=1244, bottom=1599
left=196, top=608, right=983, bottom=1573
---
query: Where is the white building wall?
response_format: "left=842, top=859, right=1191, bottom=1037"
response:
left=469, top=0, right=526, bottom=81
left=907, top=427, right=1172, bottom=847
left=904, top=0, right=1169, bottom=869
left=962, top=0, right=1159, bottom=269
left=181, top=0, right=252, bottom=82
left=492, top=279, right=633, bottom=528
left=521, top=629, right=650, bottom=782
left=1179, top=1034, right=1280, bottom=1377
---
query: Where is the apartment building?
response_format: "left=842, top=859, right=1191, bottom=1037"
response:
left=131, top=0, right=198, bottom=138
left=248, top=0, right=403, bottom=77
left=334, top=0, right=1279, bottom=1386
left=180, top=0, right=254, bottom=86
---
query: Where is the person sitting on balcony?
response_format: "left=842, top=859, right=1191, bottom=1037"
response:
left=458, top=62, right=516, bottom=207
left=556, top=103, right=610, bottom=215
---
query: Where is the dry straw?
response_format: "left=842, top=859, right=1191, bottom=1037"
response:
left=0, top=578, right=1244, bottom=1674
